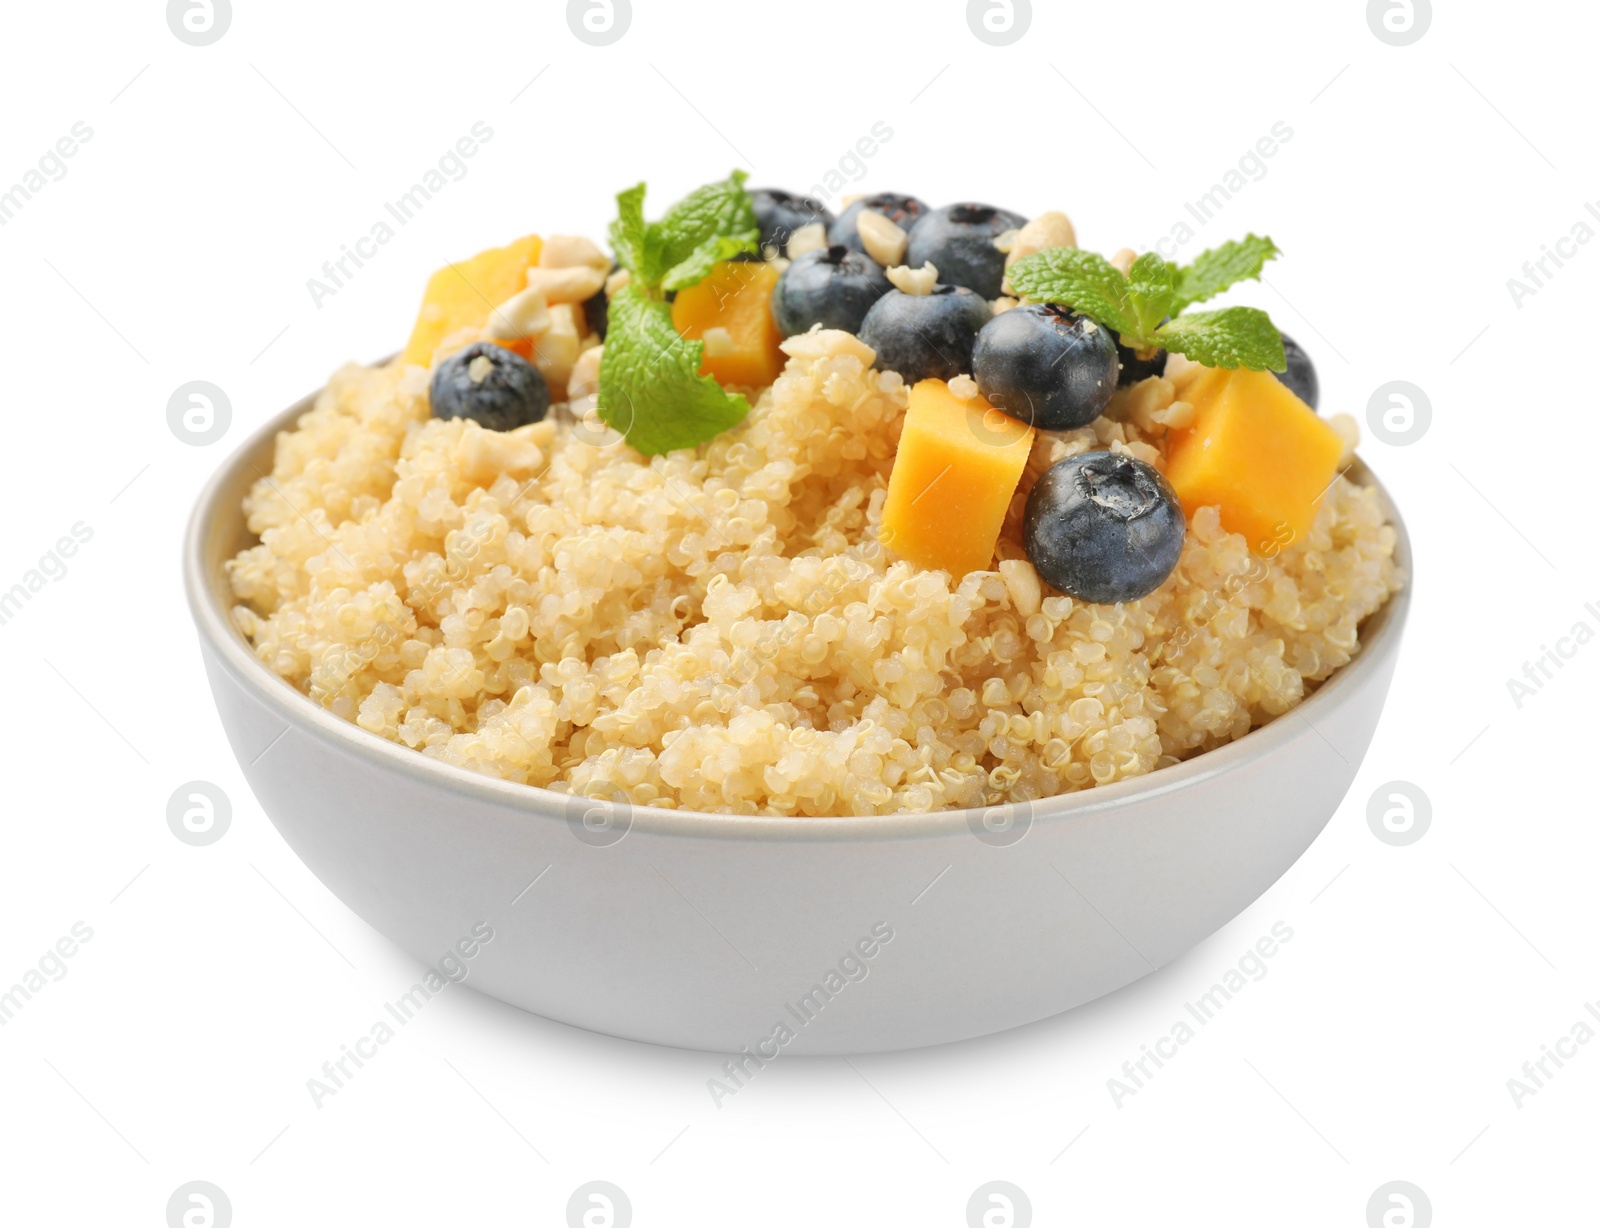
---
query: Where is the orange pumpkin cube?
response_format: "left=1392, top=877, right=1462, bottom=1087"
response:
left=670, top=259, right=786, bottom=389
left=401, top=233, right=543, bottom=368
left=880, top=379, right=1035, bottom=577
left=1164, top=367, right=1345, bottom=552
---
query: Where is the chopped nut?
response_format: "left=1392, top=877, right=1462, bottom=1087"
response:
left=538, top=234, right=610, bottom=272
left=1153, top=399, right=1195, bottom=431
left=856, top=210, right=908, bottom=268
left=948, top=373, right=980, bottom=400
left=484, top=286, right=550, bottom=342
left=1164, top=353, right=1206, bottom=393
left=533, top=303, right=583, bottom=390
left=886, top=262, right=938, bottom=295
left=567, top=344, right=603, bottom=401
left=999, top=559, right=1043, bottom=617
left=993, top=228, right=1020, bottom=255
left=604, top=268, right=632, bottom=298
left=701, top=326, right=736, bottom=357
left=991, top=296, right=1018, bottom=315
left=786, top=222, right=827, bottom=258
left=455, top=421, right=545, bottom=484
left=466, top=354, right=495, bottom=383
left=1122, top=376, right=1175, bottom=433
left=526, top=264, right=607, bottom=305
left=1002, top=211, right=1078, bottom=293
left=1110, top=247, right=1137, bottom=275
left=840, top=193, right=866, bottom=208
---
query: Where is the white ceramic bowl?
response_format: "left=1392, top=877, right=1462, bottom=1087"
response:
left=185, top=381, right=1411, bottom=1054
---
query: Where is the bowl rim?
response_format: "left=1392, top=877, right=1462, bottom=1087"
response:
left=184, top=366, right=1412, bottom=844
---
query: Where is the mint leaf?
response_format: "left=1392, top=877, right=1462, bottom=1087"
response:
left=651, top=170, right=757, bottom=286
left=1005, top=248, right=1139, bottom=337
left=596, top=284, right=750, bottom=456
left=1125, top=252, right=1178, bottom=340
left=609, top=182, right=651, bottom=281
left=1172, top=234, right=1280, bottom=313
left=661, top=228, right=760, bottom=292
left=1154, top=307, right=1287, bottom=372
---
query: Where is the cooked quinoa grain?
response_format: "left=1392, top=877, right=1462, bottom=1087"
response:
left=228, top=330, right=1403, bottom=816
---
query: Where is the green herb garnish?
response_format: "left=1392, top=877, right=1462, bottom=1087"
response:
left=1007, top=235, right=1286, bottom=372
left=597, top=170, right=761, bottom=456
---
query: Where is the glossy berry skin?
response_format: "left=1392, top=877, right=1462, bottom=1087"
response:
left=904, top=202, right=1028, bottom=298
left=1023, top=452, right=1186, bottom=604
left=748, top=187, right=835, bottom=257
left=972, top=304, right=1119, bottom=430
left=772, top=246, right=893, bottom=337
left=1115, top=334, right=1166, bottom=386
left=430, top=342, right=550, bottom=431
left=827, top=193, right=932, bottom=254
left=858, top=286, right=992, bottom=384
left=1275, top=331, right=1319, bottom=409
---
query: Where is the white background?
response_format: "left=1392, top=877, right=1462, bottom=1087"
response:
left=1, top=0, right=1593, bottom=1224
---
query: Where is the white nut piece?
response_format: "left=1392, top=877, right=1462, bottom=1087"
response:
left=1164, top=352, right=1206, bottom=393
left=1004, top=211, right=1077, bottom=269
left=786, top=221, right=827, bottom=258
left=484, top=286, right=550, bottom=341
left=538, top=234, right=610, bottom=272
left=999, top=559, right=1044, bottom=617
left=604, top=267, right=632, bottom=298
left=455, top=421, right=545, bottom=485
left=991, top=296, right=1019, bottom=315
left=1153, top=399, right=1195, bottom=431
left=1121, top=376, right=1175, bottom=433
left=885, top=262, right=938, bottom=295
left=567, top=344, right=603, bottom=402
left=701, top=327, right=736, bottom=358
left=856, top=210, right=908, bottom=268
left=525, top=264, right=607, bottom=305
left=947, top=373, right=980, bottom=400
left=1109, top=247, right=1137, bottom=275
left=533, top=303, right=583, bottom=391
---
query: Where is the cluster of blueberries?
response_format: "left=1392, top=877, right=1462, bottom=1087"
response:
left=755, top=187, right=1320, bottom=431
left=760, top=188, right=1142, bottom=435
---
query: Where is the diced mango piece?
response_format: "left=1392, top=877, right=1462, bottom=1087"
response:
left=401, top=233, right=543, bottom=367
left=1164, top=367, right=1344, bottom=551
left=880, top=379, right=1035, bottom=577
left=670, top=260, right=786, bottom=388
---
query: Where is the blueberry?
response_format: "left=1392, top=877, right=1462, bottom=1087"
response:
left=771, top=245, right=892, bottom=337
left=1115, top=334, right=1166, bottom=386
left=857, top=285, right=992, bottom=384
left=904, top=202, right=1028, bottom=298
left=972, top=304, right=1119, bottom=430
left=429, top=342, right=550, bottom=431
left=1023, top=452, right=1185, bottom=604
left=827, top=193, right=931, bottom=254
left=1275, top=332, right=1318, bottom=409
left=748, top=187, right=836, bottom=258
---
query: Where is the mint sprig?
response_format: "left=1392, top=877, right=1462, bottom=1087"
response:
left=1007, top=235, right=1287, bottom=372
left=596, top=171, right=758, bottom=455
left=597, top=285, right=749, bottom=458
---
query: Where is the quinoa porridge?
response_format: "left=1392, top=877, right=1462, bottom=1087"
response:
left=226, top=175, right=1404, bottom=816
